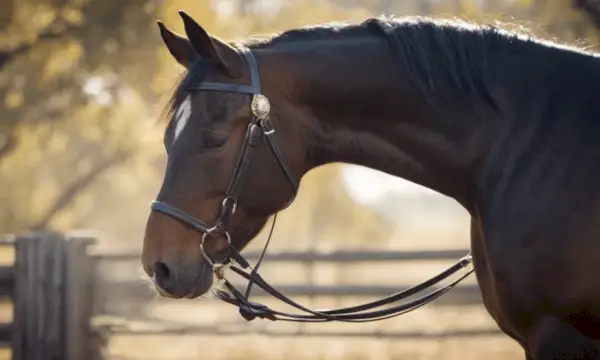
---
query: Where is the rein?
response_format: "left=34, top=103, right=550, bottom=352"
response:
left=150, top=44, right=475, bottom=323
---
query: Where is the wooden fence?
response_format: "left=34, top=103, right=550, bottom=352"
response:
left=0, top=231, right=494, bottom=360
left=0, top=231, right=99, bottom=360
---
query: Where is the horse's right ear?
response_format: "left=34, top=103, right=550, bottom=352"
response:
left=157, top=20, right=197, bottom=68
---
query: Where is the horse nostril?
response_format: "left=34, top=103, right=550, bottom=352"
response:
left=153, top=261, right=171, bottom=281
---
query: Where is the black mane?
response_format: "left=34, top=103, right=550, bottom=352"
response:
left=249, top=16, right=599, bottom=110
left=164, top=16, right=599, bottom=124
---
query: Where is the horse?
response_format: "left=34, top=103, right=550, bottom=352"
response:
left=141, top=11, right=600, bottom=359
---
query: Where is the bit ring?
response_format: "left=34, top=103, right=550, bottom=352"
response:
left=200, top=231, right=232, bottom=267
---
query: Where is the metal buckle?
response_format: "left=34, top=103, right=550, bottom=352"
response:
left=260, top=117, right=275, bottom=135
left=459, top=254, right=474, bottom=271
left=221, top=196, right=237, bottom=215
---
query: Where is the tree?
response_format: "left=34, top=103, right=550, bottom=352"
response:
left=0, top=0, right=162, bottom=232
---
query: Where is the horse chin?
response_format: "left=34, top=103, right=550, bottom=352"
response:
left=184, top=263, right=215, bottom=299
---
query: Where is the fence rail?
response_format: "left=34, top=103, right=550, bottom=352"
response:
left=90, top=248, right=470, bottom=262
left=0, top=231, right=493, bottom=359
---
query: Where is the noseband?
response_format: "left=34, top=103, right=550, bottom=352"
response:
left=150, top=45, right=474, bottom=322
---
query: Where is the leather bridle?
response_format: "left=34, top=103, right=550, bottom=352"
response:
left=152, top=45, right=298, bottom=267
left=150, top=44, right=475, bottom=322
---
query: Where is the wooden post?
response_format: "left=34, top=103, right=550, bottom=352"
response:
left=0, top=237, right=15, bottom=347
left=64, top=231, right=98, bottom=360
left=11, top=231, right=68, bottom=360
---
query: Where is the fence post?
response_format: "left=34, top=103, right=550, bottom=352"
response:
left=11, top=231, right=68, bottom=360
left=64, top=231, right=99, bottom=360
left=0, top=236, right=15, bottom=347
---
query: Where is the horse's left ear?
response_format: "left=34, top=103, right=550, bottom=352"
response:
left=178, top=11, right=243, bottom=78
left=157, top=21, right=196, bottom=68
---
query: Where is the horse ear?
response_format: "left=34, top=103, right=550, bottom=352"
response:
left=157, top=21, right=196, bottom=68
left=178, top=10, right=243, bottom=77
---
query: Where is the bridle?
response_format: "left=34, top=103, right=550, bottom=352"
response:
left=150, top=44, right=475, bottom=322
left=151, top=44, right=298, bottom=267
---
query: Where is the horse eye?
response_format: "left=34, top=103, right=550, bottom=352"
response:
left=202, top=133, right=228, bottom=150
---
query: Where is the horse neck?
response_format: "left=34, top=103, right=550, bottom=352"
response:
left=257, top=35, right=493, bottom=212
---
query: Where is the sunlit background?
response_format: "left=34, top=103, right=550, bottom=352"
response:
left=2, top=0, right=600, bottom=359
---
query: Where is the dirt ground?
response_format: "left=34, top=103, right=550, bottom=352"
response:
left=107, top=334, right=522, bottom=360
left=103, top=302, right=524, bottom=360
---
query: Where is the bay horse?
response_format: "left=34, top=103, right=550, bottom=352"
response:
left=141, top=11, right=600, bottom=360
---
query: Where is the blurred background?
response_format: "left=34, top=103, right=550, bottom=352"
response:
left=2, top=0, right=600, bottom=359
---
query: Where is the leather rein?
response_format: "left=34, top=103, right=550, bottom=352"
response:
left=150, top=44, right=475, bottom=323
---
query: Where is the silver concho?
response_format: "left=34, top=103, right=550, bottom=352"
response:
left=251, top=94, right=270, bottom=119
